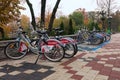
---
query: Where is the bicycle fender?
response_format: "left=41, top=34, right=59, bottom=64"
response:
left=46, top=39, right=64, bottom=47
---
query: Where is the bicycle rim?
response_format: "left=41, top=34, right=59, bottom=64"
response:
left=64, top=43, right=76, bottom=58
left=4, top=42, right=27, bottom=59
left=44, top=44, right=65, bottom=62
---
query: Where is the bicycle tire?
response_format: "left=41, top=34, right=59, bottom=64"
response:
left=44, top=44, right=65, bottom=62
left=64, top=43, right=76, bottom=58
left=91, top=37, right=103, bottom=45
left=74, top=43, right=78, bottom=55
left=105, top=35, right=111, bottom=41
left=4, top=41, right=27, bottom=60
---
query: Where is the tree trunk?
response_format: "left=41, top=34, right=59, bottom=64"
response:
left=48, top=0, right=61, bottom=34
left=26, top=0, right=36, bottom=30
left=40, top=0, right=46, bottom=28
left=0, top=27, right=4, bottom=39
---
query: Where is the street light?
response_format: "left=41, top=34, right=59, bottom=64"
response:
left=100, top=10, right=106, bottom=31
left=107, top=16, right=112, bottom=34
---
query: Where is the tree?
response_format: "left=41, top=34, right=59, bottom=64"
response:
left=26, top=0, right=36, bottom=30
left=20, top=15, right=30, bottom=30
left=0, top=0, right=24, bottom=39
left=48, top=0, right=61, bottom=34
left=111, top=10, right=120, bottom=32
left=97, top=0, right=120, bottom=31
left=69, top=11, right=84, bottom=27
left=0, top=0, right=24, bottom=24
left=0, top=27, right=4, bottom=39
left=59, top=21, right=64, bottom=34
left=40, top=0, right=46, bottom=28
left=68, top=19, right=74, bottom=34
left=45, top=5, right=52, bottom=28
left=96, top=0, right=119, bottom=15
left=60, top=21, right=64, bottom=30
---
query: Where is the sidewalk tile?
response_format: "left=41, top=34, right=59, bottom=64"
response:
left=0, top=72, right=6, bottom=77
left=8, top=71, right=21, bottom=76
left=23, top=69, right=35, bottom=74
left=110, top=71, right=120, bottom=79
left=112, top=67, right=120, bottom=72
left=97, top=61, right=106, bottom=64
left=104, top=64, right=114, bottom=67
left=71, top=75, right=83, bottom=80
left=94, top=74, right=108, bottom=80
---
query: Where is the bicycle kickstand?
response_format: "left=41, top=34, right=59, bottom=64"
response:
left=34, top=54, right=42, bottom=64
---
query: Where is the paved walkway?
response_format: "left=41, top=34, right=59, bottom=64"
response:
left=0, top=33, right=120, bottom=80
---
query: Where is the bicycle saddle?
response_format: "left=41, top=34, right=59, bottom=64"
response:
left=36, top=30, right=47, bottom=34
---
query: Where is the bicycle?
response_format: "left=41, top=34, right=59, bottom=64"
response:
left=53, top=27, right=78, bottom=58
left=76, top=29, right=104, bottom=45
left=31, top=27, right=78, bottom=58
left=4, top=27, right=65, bottom=63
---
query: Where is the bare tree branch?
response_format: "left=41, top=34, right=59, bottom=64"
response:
left=40, top=0, right=46, bottom=28
left=26, top=0, right=36, bottom=30
left=48, top=0, right=61, bottom=34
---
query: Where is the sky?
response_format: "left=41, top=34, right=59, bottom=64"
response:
left=20, top=0, right=120, bottom=19
left=21, top=0, right=97, bottom=18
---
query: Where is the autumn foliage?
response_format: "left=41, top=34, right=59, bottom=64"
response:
left=0, top=0, right=25, bottom=39
left=0, top=0, right=25, bottom=25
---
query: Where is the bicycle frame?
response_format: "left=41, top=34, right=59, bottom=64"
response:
left=40, top=29, right=78, bottom=56
left=36, top=31, right=65, bottom=53
left=17, top=32, right=40, bottom=54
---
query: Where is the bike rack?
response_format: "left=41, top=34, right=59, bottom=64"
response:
left=77, top=40, right=110, bottom=52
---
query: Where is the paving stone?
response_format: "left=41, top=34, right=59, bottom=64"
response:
left=71, top=74, right=83, bottom=80
left=0, top=67, right=3, bottom=69
left=80, top=67, right=92, bottom=72
left=37, top=68, right=48, bottom=73
left=110, top=71, right=120, bottom=79
left=56, top=73, right=73, bottom=80
left=67, top=70, right=77, bottom=74
left=0, top=72, right=6, bottom=77
left=109, top=57, right=116, bottom=60
left=99, top=69, right=112, bottom=76
left=106, top=60, right=115, bottom=64
left=92, top=64, right=104, bottom=71
left=23, top=69, right=35, bottom=74
left=50, top=65, right=64, bottom=71
left=104, top=64, right=114, bottom=67
left=112, top=67, right=120, bottom=72
left=97, top=61, right=106, bottom=64
left=101, top=58, right=108, bottom=61
left=12, top=64, right=23, bottom=67
left=87, top=70, right=99, bottom=76
left=86, top=61, right=97, bottom=67
left=43, top=70, right=72, bottom=80
left=117, top=57, right=120, bottom=59
left=76, top=71, right=88, bottom=76
left=108, top=76, right=120, bottom=80
left=81, top=74, right=97, bottom=80
left=94, top=74, right=108, bottom=80
left=8, top=71, right=21, bottom=76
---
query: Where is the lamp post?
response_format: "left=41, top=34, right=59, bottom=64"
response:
left=107, top=0, right=112, bottom=33
left=107, top=16, right=112, bottom=34
left=100, top=10, right=106, bottom=31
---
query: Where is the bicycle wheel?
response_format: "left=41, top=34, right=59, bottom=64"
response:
left=64, top=43, right=76, bottom=58
left=4, top=41, right=27, bottom=60
left=91, top=37, right=103, bottom=45
left=44, top=44, right=65, bottom=62
left=74, top=43, right=78, bottom=55
left=105, top=34, right=111, bottom=41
